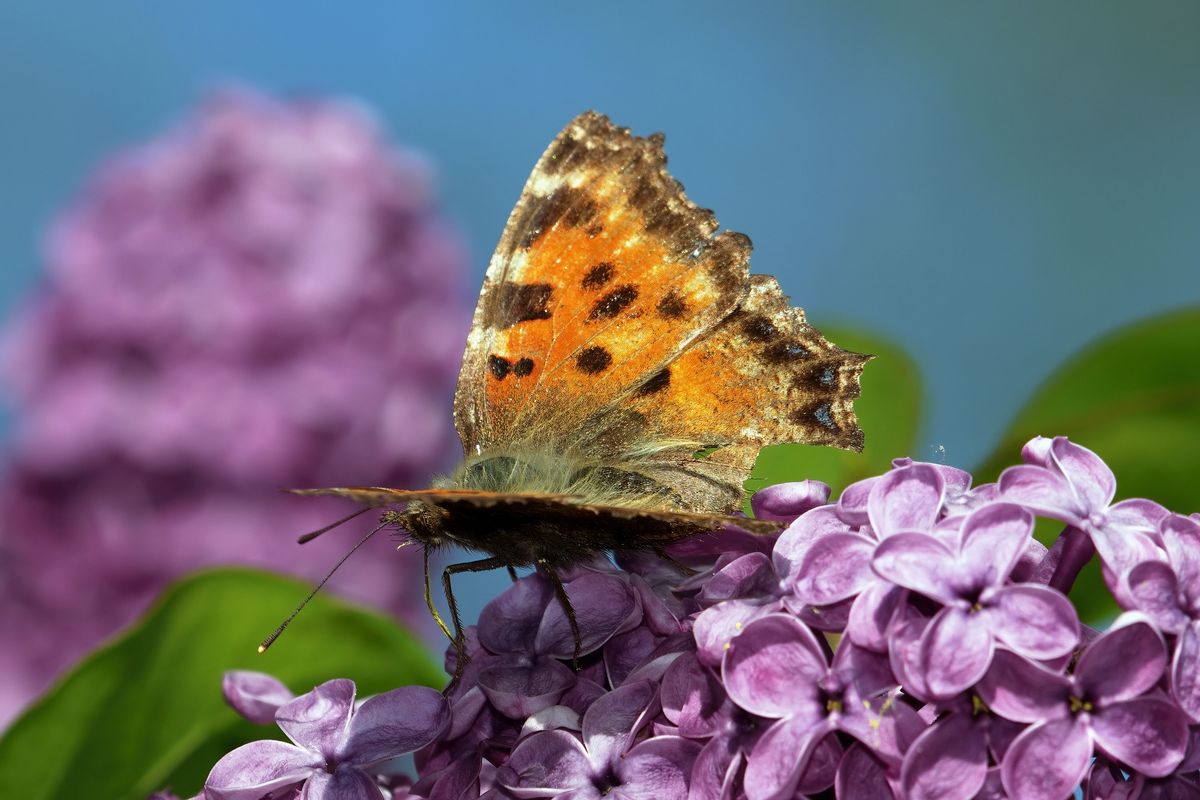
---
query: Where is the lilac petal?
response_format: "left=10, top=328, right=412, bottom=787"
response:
left=868, top=465, right=945, bottom=537
left=834, top=640, right=897, bottom=698
left=479, top=657, right=577, bottom=719
left=700, top=552, right=779, bottom=606
left=427, top=753, right=482, bottom=800
left=1089, top=520, right=1164, bottom=582
left=901, top=711, right=987, bottom=800
left=1172, top=619, right=1200, bottom=721
left=788, top=594, right=853, bottom=632
left=205, top=740, right=320, bottom=800
left=1108, top=498, right=1169, bottom=542
left=835, top=743, right=896, bottom=799
left=921, top=607, right=994, bottom=698
left=1021, top=436, right=1054, bottom=467
left=1076, top=614, right=1168, bottom=703
left=342, top=685, right=449, bottom=765
left=582, top=680, right=658, bottom=768
left=886, top=606, right=932, bottom=701
left=1050, top=437, right=1116, bottom=509
left=751, top=481, right=830, bottom=524
left=520, top=705, right=583, bottom=740
left=792, top=532, right=876, bottom=605
left=722, top=614, right=826, bottom=719
left=997, top=465, right=1080, bottom=521
left=988, top=584, right=1079, bottom=659
left=538, top=573, right=639, bottom=658
left=977, top=649, right=1069, bottom=723
left=500, top=729, right=591, bottom=796
left=692, top=598, right=778, bottom=668
left=478, top=577, right=555, bottom=656
left=558, top=678, right=607, bottom=718
left=615, top=736, right=702, bottom=800
left=222, top=670, right=295, bottom=725
left=1163, top=514, right=1200, bottom=590
left=661, top=654, right=725, bottom=738
left=688, top=736, right=740, bottom=800
left=847, top=582, right=905, bottom=652
left=772, top=506, right=851, bottom=587
left=1000, top=717, right=1092, bottom=800
left=871, top=533, right=958, bottom=604
left=837, top=477, right=879, bottom=526
left=299, top=768, right=383, bottom=800
left=1128, top=560, right=1190, bottom=634
left=276, top=679, right=355, bottom=759
left=836, top=687, right=909, bottom=766
left=604, top=627, right=662, bottom=688
left=795, top=733, right=842, bottom=795
left=743, top=715, right=825, bottom=800
left=957, top=503, right=1034, bottom=588
left=890, top=458, right=973, bottom=498
left=1092, top=697, right=1190, bottom=777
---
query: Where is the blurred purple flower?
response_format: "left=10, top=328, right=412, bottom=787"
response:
left=0, top=88, right=469, bottom=723
left=206, top=678, right=449, bottom=800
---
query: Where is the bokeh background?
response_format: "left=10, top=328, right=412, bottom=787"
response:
left=1, top=1, right=1198, bottom=720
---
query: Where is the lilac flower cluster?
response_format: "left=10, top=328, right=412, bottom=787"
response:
left=194, top=437, right=1200, bottom=800
left=0, top=90, right=469, bottom=723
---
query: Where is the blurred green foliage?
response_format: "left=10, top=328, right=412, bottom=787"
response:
left=0, top=568, right=442, bottom=800
left=747, top=324, right=923, bottom=497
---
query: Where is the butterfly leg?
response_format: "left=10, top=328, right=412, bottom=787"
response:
left=540, top=564, right=582, bottom=671
left=507, top=566, right=520, bottom=583
left=423, top=545, right=454, bottom=643
left=442, top=556, right=511, bottom=687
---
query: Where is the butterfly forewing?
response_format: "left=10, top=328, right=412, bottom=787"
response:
left=454, top=111, right=752, bottom=457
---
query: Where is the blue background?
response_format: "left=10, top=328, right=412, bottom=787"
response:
left=2, top=1, right=1199, bottom=629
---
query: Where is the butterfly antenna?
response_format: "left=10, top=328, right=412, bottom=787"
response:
left=296, top=507, right=371, bottom=544
left=259, top=520, right=386, bottom=653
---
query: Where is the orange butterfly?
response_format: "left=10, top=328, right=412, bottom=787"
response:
left=285, top=112, right=869, bottom=679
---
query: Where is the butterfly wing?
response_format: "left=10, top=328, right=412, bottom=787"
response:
left=455, top=111, right=868, bottom=515
left=591, top=274, right=871, bottom=511
left=454, top=111, right=752, bottom=455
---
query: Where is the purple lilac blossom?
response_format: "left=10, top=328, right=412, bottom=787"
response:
left=0, top=89, right=469, bottom=725
left=192, top=436, right=1200, bottom=799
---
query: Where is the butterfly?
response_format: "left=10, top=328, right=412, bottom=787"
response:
left=283, top=111, right=869, bottom=680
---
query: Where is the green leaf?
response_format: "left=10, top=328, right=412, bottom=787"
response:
left=0, top=568, right=443, bottom=800
left=975, top=307, right=1200, bottom=624
left=747, top=324, right=922, bottom=498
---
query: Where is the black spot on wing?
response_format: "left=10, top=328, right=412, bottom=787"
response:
left=764, top=340, right=811, bottom=364
left=582, top=262, right=615, bottom=291
left=790, top=400, right=837, bottom=431
left=487, top=282, right=553, bottom=329
left=635, top=368, right=671, bottom=396
left=513, top=358, right=535, bottom=377
left=488, top=355, right=512, bottom=380
left=741, top=314, right=779, bottom=342
left=588, top=285, right=639, bottom=322
left=656, top=290, right=688, bottom=320
left=576, top=346, right=613, bottom=374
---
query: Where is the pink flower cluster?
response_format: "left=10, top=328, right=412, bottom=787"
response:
left=0, top=90, right=469, bottom=723
left=189, top=437, right=1200, bottom=799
